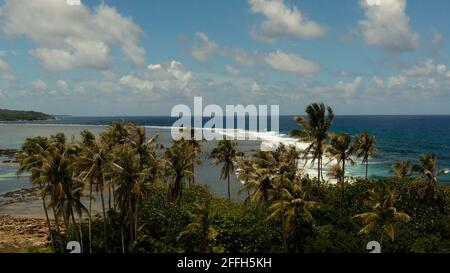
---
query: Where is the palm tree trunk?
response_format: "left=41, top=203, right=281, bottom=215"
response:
left=51, top=206, right=65, bottom=252
left=41, top=197, right=55, bottom=251
left=134, top=197, right=140, bottom=246
left=88, top=182, right=93, bottom=253
left=121, top=225, right=126, bottom=253
left=365, top=160, right=369, bottom=180
left=78, top=213, right=84, bottom=253
left=70, top=209, right=82, bottom=252
left=227, top=175, right=231, bottom=202
left=340, top=161, right=345, bottom=217
left=108, top=186, right=112, bottom=211
left=191, top=160, right=195, bottom=185
left=99, top=182, right=108, bottom=253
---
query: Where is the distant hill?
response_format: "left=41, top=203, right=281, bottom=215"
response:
left=0, top=109, right=54, bottom=121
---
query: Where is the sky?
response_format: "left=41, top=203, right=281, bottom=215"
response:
left=0, top=0, right=449, bottom=116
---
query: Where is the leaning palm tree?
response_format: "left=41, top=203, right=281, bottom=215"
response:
left=413, top=154, right=449, bottom=201
left=16, top=136, right=63, bottom=251
left=210, top=140, right=242, bottom=201
left=292, top=103, right=334, bottom=186
left=353, top=185, right=411, bottom=245
left=353, top=131, right=378, bottom=180
left=392, top=160, right=413, bottom=179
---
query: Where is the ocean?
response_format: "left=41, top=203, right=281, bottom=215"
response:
left=1, top=115, right=450, bottom=198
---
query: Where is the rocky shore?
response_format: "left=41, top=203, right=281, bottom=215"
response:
left=0, top=187, right=39, bottom=207
left=0, top=215, right=49, bottom=252
left=0, top=149, right=18, bottom=163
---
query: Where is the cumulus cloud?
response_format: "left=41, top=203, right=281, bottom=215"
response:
left=225, top=65, right=240, bottom=76
left=359, top=0, right=420, bottom=52
left=402, top=59, right=447, bottom=77
left=0, top=58, right=10, bottom=70
left=0, top=0, right=145, bottom=70
left=32, top=79, right=48, bottom=90
left=120, top=61, right=192, bottom=95
left=264, top=49, right=319, bottom=75
left=191, top=32, right=222, bottom=63
left=249, top=0, right=325, bottom=42
left=335, top=76, right=363, bottom=97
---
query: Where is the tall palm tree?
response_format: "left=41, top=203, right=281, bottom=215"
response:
left=16, top=136, right=62, bottom=251
left=413, top=154, right=449, bottom=201
left=111, top=145, right=154, bottom=252
left=72, top=132, right=110, bottom=253
left=293, top=103, right=334, bottom=186
left=392, top=160, right=413, bottom=179
left=327, top=133, right=355, bottom=215
left=185, top=128, right=204, bottom=185
left=164, top=140, right=194, bottom=202
left=353, top=185, right=411, bottom=245
left=210, top=140, right=242, bottom=201
left=353, top=131, right=378, bottom=180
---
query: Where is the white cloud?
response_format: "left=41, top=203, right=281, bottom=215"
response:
left=335, top=76, right=363, bottom=97
left=402, top=59, right=447, bottom=77
left=120, top=61, right=192, bottom=94
left=225, top=65, right=240, bottom=76
left=191, top=32, right=221, bottom=63
left=32, top=79, right=48, bottom=90
left=359, top=0, right=420, bottom=52
left=0, top=58, right=9, bottom=70
left=437, top=64, right=447, bottom=75
left=29, top=38, right=110, bottom=70
left=265, top=49, right=319, bottom=75
left=231, top=48, right=256, bottom=67
left=249, top=0, right=325, bottom=41
left=387, top=74, right=407, bottom=89
left=57, top=80, right=69, bottom=91
left=0, top=0, right=145, bottom=70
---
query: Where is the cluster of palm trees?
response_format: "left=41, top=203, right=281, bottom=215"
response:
left=290, top=103, right=378, bottom=185
left=16, top=122, right=195, bottom=253
left=16, top=102, right=449, bottom=253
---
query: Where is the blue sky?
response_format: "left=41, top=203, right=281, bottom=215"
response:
left=0, top=0, right=449, bottom=116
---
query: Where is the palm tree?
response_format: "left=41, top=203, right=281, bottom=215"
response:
left=293, top=103, right=334, bottom=186
left=38, top=134, right=83, bottom=248
left=72, top=132, right=110, bottom=253
left=164, top=140, right=194, bottom=202
left=178, top=203, right=217, bottom=252
left=210, top=140, right=242, bottom=201
left=354, top=185, right=411, bottom=245
left=111, top=145, right=153, bottom=252
left=186, top=128, right=204, bottom=185
left=327, top=133, right=355, bottom=215
left=16, top=136, right=62, bottom=251
left=392, top=160, right=413, bottom=179
left=413, top=154, right=449, bottom=201
left=353, top=131, right=378, bottom=180
left=267, top=179, right=318, bottom=252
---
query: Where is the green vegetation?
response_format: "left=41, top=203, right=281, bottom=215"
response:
left=15, top=103, right=450, bottom=253
left=0, top=109, right=54, bottom=121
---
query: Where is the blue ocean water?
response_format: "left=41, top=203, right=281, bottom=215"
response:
left=1, top=115, right=449, bottom=195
